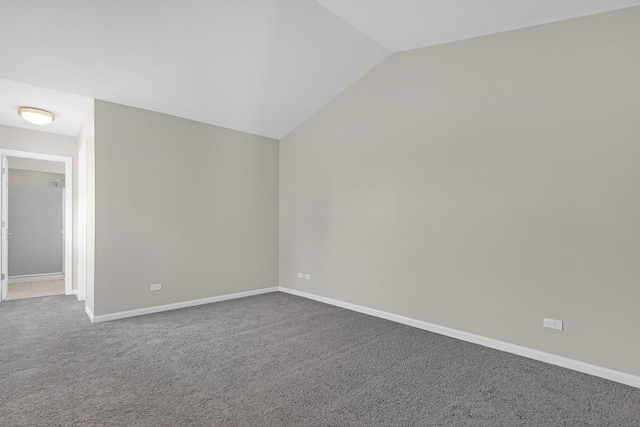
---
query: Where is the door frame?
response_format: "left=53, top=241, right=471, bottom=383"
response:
left=77, top=143, right=87, bottom=301
left=0, top=149, right=73, bottom=300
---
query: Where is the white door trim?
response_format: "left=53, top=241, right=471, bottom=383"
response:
left=77, top=143, right=87, bottom=301
left=0, top=149, right=73, bottom=300
left=1, top=156, right=7, bottom=301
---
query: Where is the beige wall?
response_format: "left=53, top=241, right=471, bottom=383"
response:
left=280, top=7, right=640, bottom=376
left=7, top=169, right=64, bottom=187
left=8, top=157, right=66, bottom=174
left=0, top=125, right=78, bottom=292
left=0, top=125, right=77, bottom=157
left=92, top=101, right=278, bottom=315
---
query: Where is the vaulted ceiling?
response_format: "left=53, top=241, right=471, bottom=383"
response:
left=1, top=0, right=639, bottom=138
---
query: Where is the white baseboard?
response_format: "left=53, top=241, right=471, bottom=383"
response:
left=85, top=305, right=94, bottom=322
left=278, top=286, right=640, bottom=390
left=88, top=287, right=279, bottom=323
left=9, top=273, right=64, bottom=284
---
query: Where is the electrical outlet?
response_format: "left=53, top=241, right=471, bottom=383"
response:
left=543, top=318, right=563, bottom=331
left=150, top=283, right=162, bottom=292
left=297, top=273, right=304, bottom=279
left=304, top=274, right=311, bottom=280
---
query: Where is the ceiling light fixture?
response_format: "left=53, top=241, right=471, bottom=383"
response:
left=18, top=106, right=55, bottom=125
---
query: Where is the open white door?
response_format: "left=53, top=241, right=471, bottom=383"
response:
left=1, top=155, right=8, bottom=301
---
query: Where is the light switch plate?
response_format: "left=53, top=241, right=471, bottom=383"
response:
left=297, top=273, right=304, bottom=279
left=304, top=274, right=311, bottom=280
left=150, top=283, right=162, bottom=291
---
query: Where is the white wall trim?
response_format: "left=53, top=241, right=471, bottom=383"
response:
left=63, top=155, right=73, bottom=296
left=77, top=142, right=87, bottom=302
left=278, top=286, right=640, bottom=390
left=88, top=287, right=279, bottom=323
left=85, top=304, right=94, bottom=322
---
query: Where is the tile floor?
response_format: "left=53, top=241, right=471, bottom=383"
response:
left=5, top=279, right=65, bottom=300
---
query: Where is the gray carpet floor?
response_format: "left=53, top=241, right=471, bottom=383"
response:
left=0, top=293, right=639, bottom=426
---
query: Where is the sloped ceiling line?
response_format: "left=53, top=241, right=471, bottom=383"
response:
left=1, top=0, right=638, bottom=138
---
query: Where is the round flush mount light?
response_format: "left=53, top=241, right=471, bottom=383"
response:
left=18, top=106, right=55, bottom=125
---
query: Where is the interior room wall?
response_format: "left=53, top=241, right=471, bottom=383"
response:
left=8, top=157, right=65, bottom=174
left=7, top=169, right=64, bottom=186
left=0, top=125, right=77, bottom=157
left=0, top=125, right=78, bottom=292
left=279, top=7, right=640, bottom=376
left=92, top=100, right=279, bottom=316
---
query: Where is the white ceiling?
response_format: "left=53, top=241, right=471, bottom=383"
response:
left=317, top=0, right=640, bottom=52
left=1, top=1, right=638, bottom=139
left=0, top=78, right=93, bottom=137
left=0, top=0, right=388, bottom=139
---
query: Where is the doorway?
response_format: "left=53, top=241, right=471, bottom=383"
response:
left=4, top=157, right=65, bottom=299
left=0, top=150, right=73, bottom=302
